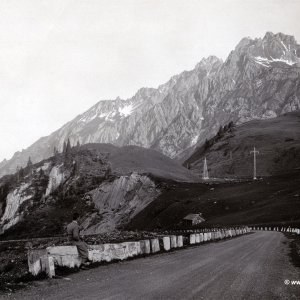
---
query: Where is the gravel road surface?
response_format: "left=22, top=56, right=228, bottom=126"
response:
left=4, top=231, right=300, bottom=300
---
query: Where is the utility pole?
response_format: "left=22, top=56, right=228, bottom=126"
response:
left=250, top=147, right=259, bottom=180
left=203, top=157, right=209, bottom=180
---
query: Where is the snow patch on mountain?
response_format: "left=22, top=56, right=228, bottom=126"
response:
left=280, top=40, right=288, bottom=52
left=191, top=135, right=199, bottom=146
left=79, top=111, right=99, bottom=123
left=99, top=112, right=109, bottom=118
left=105, top=111, right=116, bottom=122
left=119, top=104, right=134, bottom=117
left=254, top=57, right=271, bottom=67
left=254, top=55, right=298, bottom=66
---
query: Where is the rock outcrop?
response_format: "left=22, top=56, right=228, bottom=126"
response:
left=0, top=183, right=31, bottom=232
left=81, top=173, right=161, bottom=234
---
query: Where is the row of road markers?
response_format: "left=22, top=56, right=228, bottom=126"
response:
left=251, top=226, right=300, bottom=234
left=28, top=227, right=251, bottom=278
left=189, top=227, right=250, bottom=245
left=162, top=235, right=184, bottom=251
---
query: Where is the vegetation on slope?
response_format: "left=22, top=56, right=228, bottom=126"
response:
left=127, top=171, right=300, bottom=230
left=184, top=111, right=300, bottom=178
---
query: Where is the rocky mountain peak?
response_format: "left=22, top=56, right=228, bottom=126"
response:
left=263, top=31, right=297, bottom=44
left=234, top=37, right=255, bottom=50
left=134, top=87, right=158, bottom=100
left=223, top=32, right=300, bottom=73
left=195, top=56, right=223, bottom=72
left=249, top=32, right=300, bottom=66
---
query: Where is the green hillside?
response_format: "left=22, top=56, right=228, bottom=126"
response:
left=127, top=171, right=300, bottom=230
left=184, top=111, right=300, bottom=178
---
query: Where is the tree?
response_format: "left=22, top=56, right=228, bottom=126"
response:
left=228, top=121, right=234, bottom=133
left=39, top=168, right=45, bottom=177
left=204, top=139, right=210, bottom=149
left=217, top=125, right=224, bottom=136
left=53, top=146, right=59, bottom=156
left=76, top=141, right=81, bottom=148
left=19, top=167, right=25, bottom=179
left=27, top=157, right=33, bottom=168
left=63, top=141, right=67, bottom=153
left=66, top=138, right=71, bottom=154
left=72, top=159, right=79, bottom=175
left=16, top=166, right=20, bottom=182
left=228, top=121, right=234, bottom=128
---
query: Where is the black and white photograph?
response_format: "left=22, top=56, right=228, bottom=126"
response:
left=0, top=0, right=300, bottom=299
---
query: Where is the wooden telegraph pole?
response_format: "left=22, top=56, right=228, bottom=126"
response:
left=250, top=147, right=259, bottom=180
left=203, top=157, right=209, bottom=180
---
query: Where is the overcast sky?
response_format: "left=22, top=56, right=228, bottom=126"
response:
left=0, top=0, right=300, bottom=161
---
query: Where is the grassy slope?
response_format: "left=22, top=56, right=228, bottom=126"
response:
left=185, top=111, right=300, bottom=178
left=81, top=143, right=198, bottom=182
left=127, top=170, right=300, bottom=230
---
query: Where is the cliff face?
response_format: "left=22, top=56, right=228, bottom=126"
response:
left=1, top=32, right=300, bottom=177
left=80, top=173, right=161, bottom=235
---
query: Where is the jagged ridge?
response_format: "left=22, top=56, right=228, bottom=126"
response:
left=1, top=32, right=300, bottom=177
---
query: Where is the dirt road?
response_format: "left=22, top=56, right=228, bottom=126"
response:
left=5, top=231, right=300, bottom=300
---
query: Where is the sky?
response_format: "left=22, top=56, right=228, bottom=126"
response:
left=0, top=0, right=300, bottom=161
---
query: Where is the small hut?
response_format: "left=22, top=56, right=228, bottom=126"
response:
left=183, top=213, right=205, bottom=226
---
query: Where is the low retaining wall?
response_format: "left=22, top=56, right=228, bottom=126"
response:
left=28, top=227, right=251, bottom=278
left=89, top=242, right=141, bottom=263
left=47, top=246, right=81, bottom=268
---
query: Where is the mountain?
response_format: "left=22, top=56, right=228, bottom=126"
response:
left=1, top=113, right=299, bottom=238
left=1, top=32, right=300, bottom=177
left=0, top=144, right=197, bottom=238
left=126, top=111, right=300, bottom=231
left=184, top=111, right=300, bottom=178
